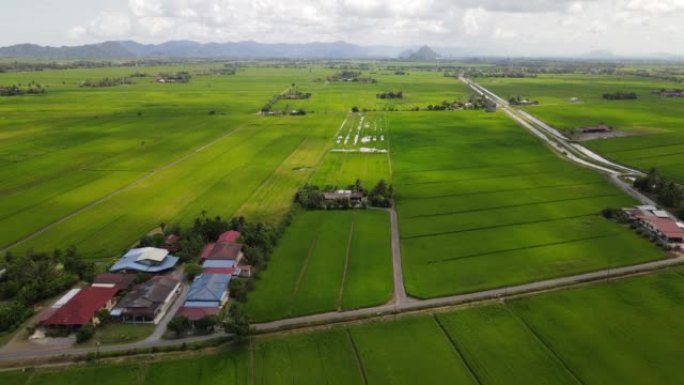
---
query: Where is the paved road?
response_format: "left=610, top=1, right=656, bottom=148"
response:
left=2, top=255, right=682, bottom=364
left=254, top=255, right=684, bottom=331
left=146, top=284, right=188, bottom=343
left=460, top=77, right=643, bottom=177
left=388, top=207, right=410, bottom=305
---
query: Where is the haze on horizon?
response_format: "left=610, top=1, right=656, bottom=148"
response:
left=2, top=0, right=683, bottom=57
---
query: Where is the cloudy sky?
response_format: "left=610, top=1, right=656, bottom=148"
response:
left=2, top=0, right=683, bottom=56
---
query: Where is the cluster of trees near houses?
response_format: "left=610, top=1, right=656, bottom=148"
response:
left=629, top=70, right=683, bottom=84
left=633, top=169, right=684, bottom=218
left=0, top=247, right=94, bottom=333
left=327, top=71, right=377, bottom=83
left=295, top=179, right=394, bottom=209
left=508, top=96, right=539, bottom=106
left=260, top=84, right=311, bottom=115
left=376, top=91, right=403, bottom=99
left=352, top=95, right=495, bottom=114
left=602, top=91, right=638, bottom=100
left=0, top=82, right=46, bottom=96
left=140, top=211, right=290, bottom=336
left=652, top=88, right=684, bottom=97
left=156, top=72, right=191, bottom=83
left=425, top=95, right=496, bottom=111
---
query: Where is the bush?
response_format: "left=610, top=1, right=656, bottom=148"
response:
left=76, top=324, right=95, bottom=343
left=184, top=263, right=203, bottom=282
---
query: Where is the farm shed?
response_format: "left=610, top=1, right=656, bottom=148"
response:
left=110, top=247, right=179, bottom=273
left=41, top=287, right=118, bottom=328
left=111, top=276, right=181, bottom=324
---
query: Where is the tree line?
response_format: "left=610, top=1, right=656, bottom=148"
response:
left=602, top=91, right=638, bottom=100
left=79, top=77, right=134, bottom=88
left=0, top=82, right=46, bottom=96
left=376, top=91, right=403, bottom=99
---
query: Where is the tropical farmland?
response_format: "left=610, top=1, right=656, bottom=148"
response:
left=4, top=268, right=684, bottom=384
left=477, top=74, right=684, bottom=182
left=244, top=210, right=393, bottom=321
left=0, top=65, right=471, bottom=260
left=2, top=59, right=683, bottom=383
left=390, top=111, right=662, bottom=298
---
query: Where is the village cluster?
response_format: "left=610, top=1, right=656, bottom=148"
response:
left=35, top=230, right=251, bottom=340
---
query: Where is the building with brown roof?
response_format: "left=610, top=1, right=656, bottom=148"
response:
left=110, top=276, right=181, bottom=324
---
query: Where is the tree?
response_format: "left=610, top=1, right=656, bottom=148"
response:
left=351, top=106, right=360, bottom=113
left=230, top=278, right=250, bottom=302
left=76, top=324, right=95, bottom=343
left=95, top=309, right=111, bottom=325
left=167, top=316, right=192, bottom=337
left=224, top=304, right=251, bottom=342
left=194, top=315, right=218, bottom=333
left=184, top=263, right=203, bottom=282
left=368, top=180, right=394, bottom=208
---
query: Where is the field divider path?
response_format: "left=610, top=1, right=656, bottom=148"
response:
left=345, top=328, right=369, bottom=385
left=1, top=255, right=684, bottom=363
left=507, top=307, right=586, bottom=385
left=248, top=338, right=256, bottom=385
left=432, top=315, right=484, bottom=385
left=292, top=239, right=318, bottom=298
left=0, top=121, right=254, bottom=253
left=337, top=219, right=356, bottom=311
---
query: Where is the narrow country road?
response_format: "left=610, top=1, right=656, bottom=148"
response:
left=2, top=255, right=683, bottom=364
left=389, top=207, right=410, bottom=305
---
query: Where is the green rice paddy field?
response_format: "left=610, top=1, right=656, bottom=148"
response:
left=477, top=74, right=684, bottom=182
left=244, top=210, right=393, bottom=322
left=389, top=111, right=662, bottom=298
left=0, top=65, right=464, bottom=259
left=4, top=268, right=684, bottom=384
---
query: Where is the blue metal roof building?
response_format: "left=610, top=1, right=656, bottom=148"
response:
left=185, top=273, right=231, bottom=308
left=202, top=260, right=235, bottom=269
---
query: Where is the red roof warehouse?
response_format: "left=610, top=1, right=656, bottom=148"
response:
left=41, top=287, right=118, bottom=327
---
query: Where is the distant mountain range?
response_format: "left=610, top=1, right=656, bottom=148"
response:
left=0, top=40, right=452, bottom=60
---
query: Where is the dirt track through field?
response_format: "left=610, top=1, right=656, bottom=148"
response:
left=292, top=239, right=318, bottom=298
left=337, top=220, right=356, bottom=311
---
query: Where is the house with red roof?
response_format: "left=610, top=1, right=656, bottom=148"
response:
left=217, top=230, right=240, bottom=243
left=41, top=287, right=119, bottom=328
left=199, top=230, right=244, bottom=264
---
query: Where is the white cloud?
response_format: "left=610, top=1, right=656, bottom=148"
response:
left=623, top=0, right=684, bottom=13
left=71, top=11, right=132, bottom=39
left=51, top=0, right=683, bottom=56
